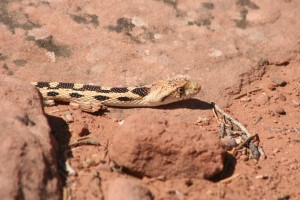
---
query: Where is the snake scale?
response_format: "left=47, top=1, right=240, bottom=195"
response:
left=31, top=78, right=201, bottom=112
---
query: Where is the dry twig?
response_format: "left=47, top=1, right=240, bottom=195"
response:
left=213, top=104, right=251, bottom=137
left=235, top=133, right=258, bottom=150
left=233, top=88, right=262, bottom=100
left=219, top=173, right=240, bottom=183
left=212, top=103, right=264, bottom=160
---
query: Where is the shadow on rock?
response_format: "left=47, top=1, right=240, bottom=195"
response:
left=46, top=114, right=72, bottom=185
left=209, top=153, right=237, bottom=182
left=159, top=99, right=213, bottom=110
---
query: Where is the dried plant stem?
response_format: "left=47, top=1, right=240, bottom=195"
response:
left=213, top=104, right=251, bottom=137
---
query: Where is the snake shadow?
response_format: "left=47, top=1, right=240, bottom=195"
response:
left=157, top=98, right=213, bottom=110
left=95, top=99, right=213, bottom=115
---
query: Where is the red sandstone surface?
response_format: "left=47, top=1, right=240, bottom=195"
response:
left=0, top=0, right=299, bottom=199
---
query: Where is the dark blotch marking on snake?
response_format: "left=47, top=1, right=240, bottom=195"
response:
left=47, top=91, right=59, bottom=96
left=94, top=95, right=110, bottom=101
left=36, top=82, right=50, bottom=88
left=117, top=97, right=133, bottom=101
left=131, top=87, right=150, bottom=97
left=110, top=87, right=129, bottom=93
left=69, top=93, right=84, bottom=98
left=82, top=85, right=101, bottom=91
left=73, top=84, right=111, bottom=93
left=57, top=82, right=75, bottom=89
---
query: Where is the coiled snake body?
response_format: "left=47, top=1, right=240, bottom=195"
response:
left=31, top=78, right=201, bottom=112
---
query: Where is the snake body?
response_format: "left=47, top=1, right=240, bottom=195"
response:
left=31, top=78, right=201, bottom=112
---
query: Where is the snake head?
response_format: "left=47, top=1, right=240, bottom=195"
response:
left=144, top=78, right=201, bottom=106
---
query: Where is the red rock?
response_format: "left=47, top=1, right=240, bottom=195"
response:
left=270, top=77, right=287, bottom=86
left=292, top=100, right=300, bottom=107
left=274, top=107, right=286, bottom=115
left=274, top=93, right=287, bottom=101
left=253, top=93, right=270, bottom=106
left=109, top=111, right=224, bottom=179
left=0, top=75, right=60, bottom=199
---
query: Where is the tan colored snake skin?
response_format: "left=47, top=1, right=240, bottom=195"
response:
left=31, top=78, right=201, bottom=112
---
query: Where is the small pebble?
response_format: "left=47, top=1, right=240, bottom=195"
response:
left=240, top=96, right=251, bottom=102
left=292, top=100, right=300, bottom=107
left=267, top=83, right=277, bottom=90
left=253, top=116, right=262, bottom=125
left=275, top=107, right=286, bottom=115
left=255, top=175, right=270, bottom=179
left=131, top=16, right=147, bottom=27
left=44, top=99, right=55, bottom=106
left=253, top=93, right=270, bottom=106
left=64, top=111, right=74, bottom=123
left=273, top=148, right=280, bottom=154
left=290, top=164, right=298, bottom=170
left=270, top=77, right=287, bottom=86
left=275, top=93, right=287, bottom=101
left=154, top=34, right=161, bottom=40
left=196, top=116, right=210, bottom=125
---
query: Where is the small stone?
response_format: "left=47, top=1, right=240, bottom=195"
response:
left=185, top=179, right=193, bottom=187
left=209, top=49, right=222, bottom=57
left=267, top=83, right=277, bottom=90
left=273, top=148, right=280, bottom=154
left=269, top=110, right=275, bottom=116
left=91, top=154, right=102, bottom=165
left=196, top=116, right=210, bottom=125
left=46, top=51, right=56, bottom=63
left=153, top=34, right=161, bottom=39
left=275, top=107, right=286, bottom=115
left=292, top=100, right=300, bottom=107
left=240, top=96, right=251, bottom=102
left=255, top=175, right=270, bottom=179
left=253, top=116, right=262, bottom=125
left=132, top=17, right=147, bottom=27
left=64, top=111, right=74, bottom=123
left=270, top=77, right=287, bottom=86
left=275, top=93, right=287, bottom=101
left=253, top=93, right=270, bottom=106
left=290, top=164, right=298, bottom=170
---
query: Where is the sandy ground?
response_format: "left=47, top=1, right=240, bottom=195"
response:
left=0, top=0, right=299, bottom=199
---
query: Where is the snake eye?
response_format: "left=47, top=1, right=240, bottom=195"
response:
left=177, top=87, right=184, bottom=94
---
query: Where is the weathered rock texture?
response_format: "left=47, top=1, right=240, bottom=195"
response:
left=109, top=111, right=224, bottom=179
left=0, top=75, right=60, bottom=199
left=0, top=0, right=300, bottom=199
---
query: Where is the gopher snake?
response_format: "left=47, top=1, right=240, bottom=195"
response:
left=31, top=78, right=201, bottom=112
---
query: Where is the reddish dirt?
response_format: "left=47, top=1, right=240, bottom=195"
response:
left=0, top=0, right=299, bottom=199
